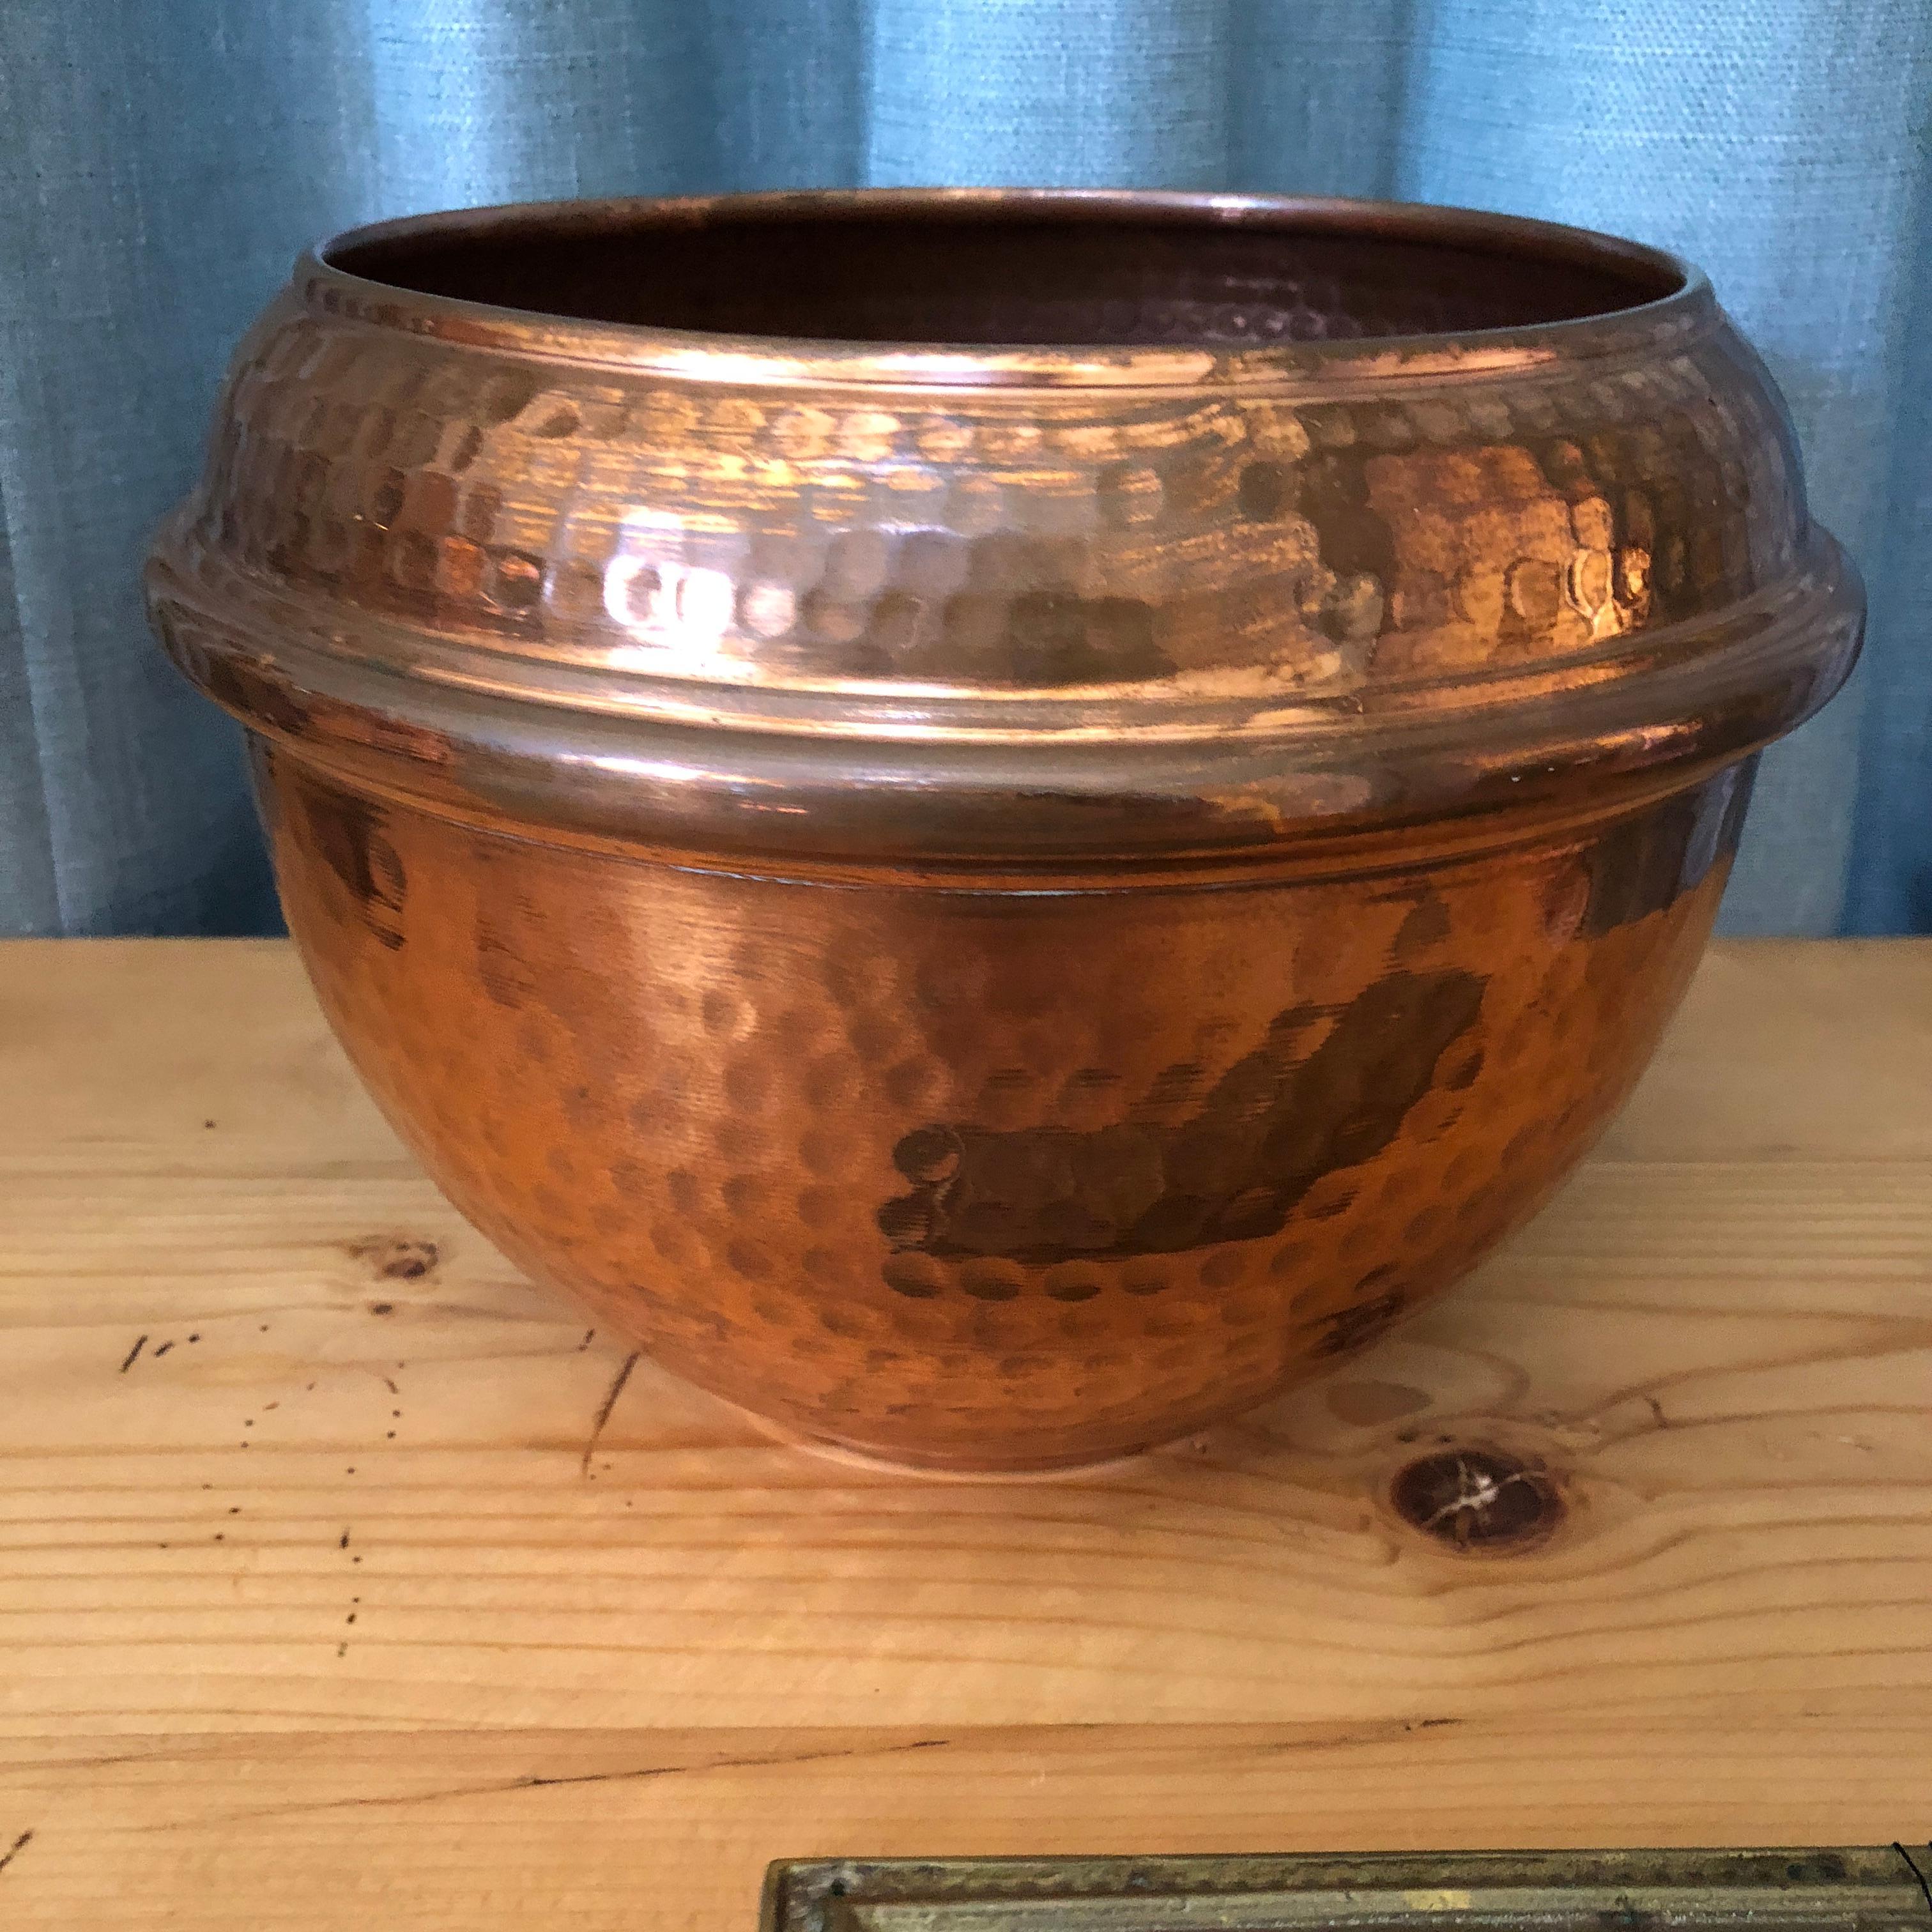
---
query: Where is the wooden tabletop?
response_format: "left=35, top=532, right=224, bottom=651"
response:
left=3, top=938, right=1929, bottom=1928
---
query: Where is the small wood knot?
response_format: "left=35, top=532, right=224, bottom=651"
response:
left=1390, top=1447, right=1561, bottom=1552
left=349, top=1234, right=440, bottom=1282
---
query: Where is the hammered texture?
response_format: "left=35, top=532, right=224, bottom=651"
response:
left=148, top=193, right=1859, bottom=1469
left=195, top=295, right=1800, bottom=703
left=264, top=743, right=1746, bottom=1468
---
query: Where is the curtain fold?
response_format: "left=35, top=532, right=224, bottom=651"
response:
left=1846, top=168, right=1932, bottom=934
left=0, top=0, right=378, bottom=933
left=365, top=0, right=717, bottom=208
left=1232, top=1, right=1410, bottom=200
left=868, top=0, right=1234, bottom=187
left=1390, top=0, right=1932, bottom=932
left=2, top=0, right=1925, bottom=935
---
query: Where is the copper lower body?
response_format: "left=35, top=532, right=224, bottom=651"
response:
left=258, top=741, right=1747, bottom=1471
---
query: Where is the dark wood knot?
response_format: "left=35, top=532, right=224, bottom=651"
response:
left=1390, top=1447, right=1562, bottom=1552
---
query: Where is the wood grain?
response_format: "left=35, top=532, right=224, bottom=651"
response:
left=2, top=938, right=1929, bottom=1928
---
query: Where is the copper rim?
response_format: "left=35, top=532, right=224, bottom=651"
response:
left=151, top=188, right=1862, bottom=870
left=305, top=188, right=1712, bottom=389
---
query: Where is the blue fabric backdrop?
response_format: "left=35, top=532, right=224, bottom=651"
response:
left=3, top=0, right=1927, bottom=935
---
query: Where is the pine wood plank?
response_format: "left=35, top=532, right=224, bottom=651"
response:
left=1, top=939, right=1928, bottom=1928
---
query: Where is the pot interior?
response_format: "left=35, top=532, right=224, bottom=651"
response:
left=325, top=199, right=1685, bottom=349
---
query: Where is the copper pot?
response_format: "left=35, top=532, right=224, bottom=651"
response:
left=146, top=190, right=1860, bottom=1470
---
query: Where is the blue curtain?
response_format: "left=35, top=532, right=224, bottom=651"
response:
left=3, top=0, right=1926, bottom=935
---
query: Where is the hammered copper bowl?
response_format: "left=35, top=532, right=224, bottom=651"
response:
left=146, top=190, right=1861, bottom=1470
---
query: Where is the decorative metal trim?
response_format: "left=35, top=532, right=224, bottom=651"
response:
left=763, top=1845, right=1932, bottom=1932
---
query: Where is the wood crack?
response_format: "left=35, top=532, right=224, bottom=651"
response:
left=580, top=1351, right=639, bottom=1476
left=1254, top=1715, right=1458, bottom=1756
left=521, top=1735, right=951, bottom=1792
left=138, top=1735, right=953, bottom=1829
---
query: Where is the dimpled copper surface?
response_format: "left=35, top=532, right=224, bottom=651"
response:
left=180, top=223, right=1799, bottom=723
left=263, top=744, right=1744, bottom=1468
left=148, top=192, right=1861, bottom=1469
